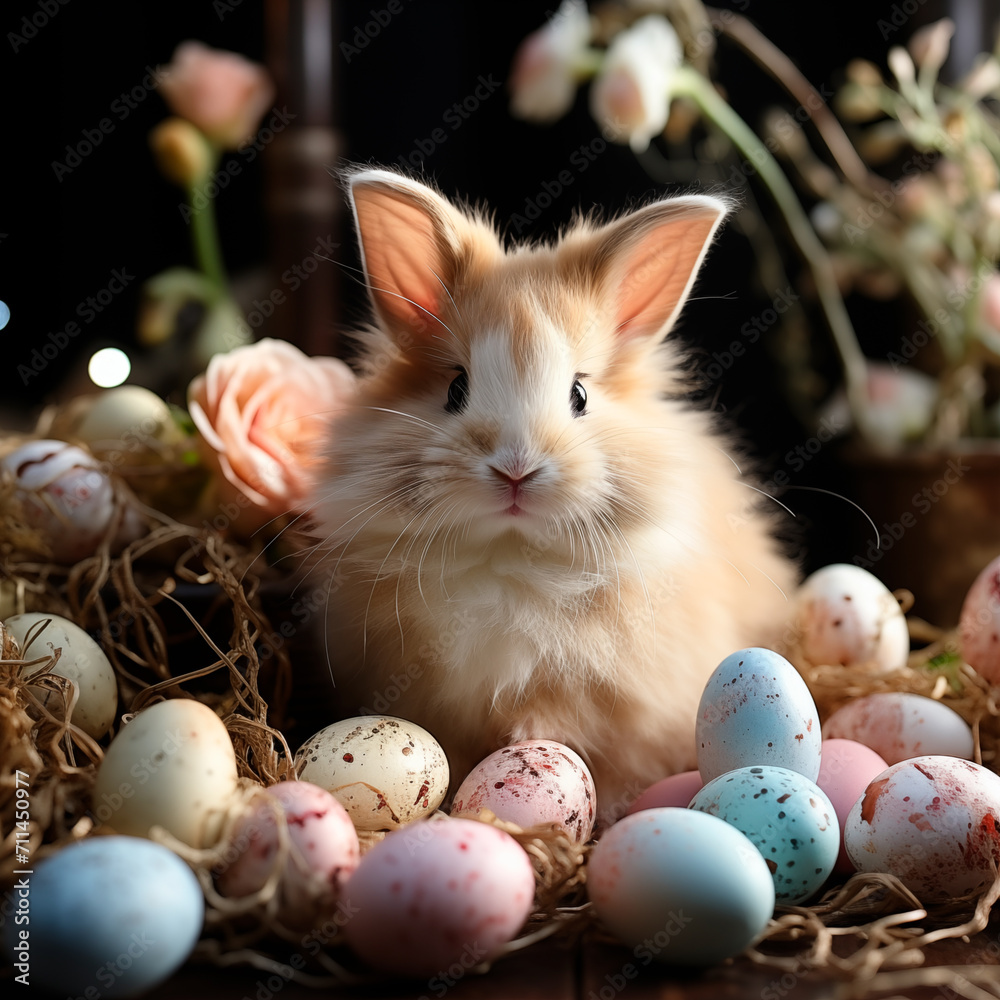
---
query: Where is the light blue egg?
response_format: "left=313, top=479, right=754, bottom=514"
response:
left=696, top=647, right=822, bottom=782
left=587, top=807, right=775, bottom=965
left=689, top=765, right=840, bottom=903
left=3, top=836, right=203, bottom=997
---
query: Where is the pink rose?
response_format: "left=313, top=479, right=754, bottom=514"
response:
left=188, top=339, right=356, bottom=536
left=157, top=41, right=275, bottom=149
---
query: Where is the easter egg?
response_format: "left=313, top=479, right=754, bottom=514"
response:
left=93, top=698, right=240, bottom=847
left=793, top=563, right=909, bottom=670
left=626, top=770, right=704, bottom=815
left=587, top=807, right=774, bottom=965
left=696, top=647, right=822, bottom=783
left=822, top=692, right=974, bottom=764
left=215, top=781, right=360, bottom=929
left=844, top=755, right=1000, bottom=898
left=815, top=738, right=889, bottom=873
left=689, top=765, right=839, bottom=903
left=341, top=815, right=535, bottom=977
left=2, top=835, right=203, bottom=997
left=295, top=716, right=449, bottom=831
left=5, top=611, right=118, bottom=739
left=0, top=439, right=143, bottom=563
left=450, top=740, right=596, bottom=842
left=959, top=555, right=1000, bottom=684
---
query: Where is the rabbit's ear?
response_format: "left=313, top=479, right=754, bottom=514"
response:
left=348, top=169, right=468, bottom=348
left=590, top=195, right=729, bottom=344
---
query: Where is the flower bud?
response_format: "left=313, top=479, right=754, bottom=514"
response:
left=150, top=117, right=213, bottom=187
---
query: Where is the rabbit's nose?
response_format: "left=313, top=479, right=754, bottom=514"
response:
left=488, top=465, right=540, bottom=487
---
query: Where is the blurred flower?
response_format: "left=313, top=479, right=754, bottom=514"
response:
left=187, top=339, right=356, bottom=537
left=887, top=46, right=916, bottom=88
left=509, top=0, right=591, bottom=122
left=590, top=14, right=682, bottom=151
left=907, top=18, right=954, bottom=76
left=157, top=41, right=275, bottom=150
left=149, top=117, right=213, bottom=187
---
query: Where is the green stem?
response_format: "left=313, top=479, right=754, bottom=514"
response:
left=674, top=66, right=874, bottom=442
left=184, top=174, right=227, bottom=294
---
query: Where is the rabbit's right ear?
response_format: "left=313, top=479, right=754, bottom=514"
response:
left=348, top=169, right=467, bottom=349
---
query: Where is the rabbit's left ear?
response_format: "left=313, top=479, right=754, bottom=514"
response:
left=590, top=195, right=729, bottom=343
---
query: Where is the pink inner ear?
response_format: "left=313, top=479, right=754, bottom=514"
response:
left=614, top=211, right=722, bottom=342
left=353, top=187, right=449, bottom=334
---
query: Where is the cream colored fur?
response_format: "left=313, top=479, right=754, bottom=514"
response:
left=309, top=168, right=798, bottom=821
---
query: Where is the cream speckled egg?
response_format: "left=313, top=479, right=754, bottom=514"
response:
left=5, top=612, right=117, bottom=739
left=450, top=741, right=596, bottom=842
left=93, top=698, right=240, bottom=847
left=74, top=385, right=182, bottom=453
left=1, top=439, right=143, bottom=562
left=794, top=563, right=909, bottom=670
left=823, top=692, right=973, bottom=764
left=845, top=755, right=1000, bottom=898
left=294, top=717, right=449, bottom=831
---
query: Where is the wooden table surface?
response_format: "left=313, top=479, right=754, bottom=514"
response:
left=148, top=926, right=1000, bottom=1000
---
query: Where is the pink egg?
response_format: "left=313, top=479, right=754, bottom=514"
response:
left=815, top=739, right=888, bottom=873
left=959, top=555, right=1000, bottom=683
left=215, top=780, right=360, bottom=928
left=625, top=770, right=704, bottom=815
left=450, top=741, right=596, bottom=842
left=342, top=816, right=536, bottom=977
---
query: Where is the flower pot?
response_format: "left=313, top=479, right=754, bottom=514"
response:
left=842, top=442, right=1000, bottom=628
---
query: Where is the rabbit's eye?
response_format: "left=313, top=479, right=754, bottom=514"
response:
left=446, top=368, right=469, bottom=414
left=570, top=378, right=587, bottom=416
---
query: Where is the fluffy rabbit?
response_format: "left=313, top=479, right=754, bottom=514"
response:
left=309, top=167, right=798, bottom=820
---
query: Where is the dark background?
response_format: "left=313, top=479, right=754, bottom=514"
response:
left=4, top=0, right=987, bottom=572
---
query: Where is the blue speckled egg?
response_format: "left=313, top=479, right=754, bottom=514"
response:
left=587, top=807, right=775, bottom=965
left=689, top=765, right=840, bottom=903
left=696, top=647, right=822, bottom=782
left=3, top=836, right=204, bottom=997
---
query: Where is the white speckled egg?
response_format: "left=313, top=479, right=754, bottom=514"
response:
left=93, top=698, right=240, bottom=847
left=626, top=770, right=705, bottom=816
left=696, top=647, right=822, bottom=783
left=5, top=611, right=117, bottom=739
left=816, top=738, right=889, bottom=873
left=794, top=563, right=909, bottom=670
left=689, top=765, right=839, bottom=903
left=587, top=807, right=775, bottom=965
left=0, top=439, right=143, bottom=562
left=844, top=755, right=1000, bottom=898
left=342, top=815, right=535, bottom=977
left=295, top=716, right=449, bottom=831
left=215, top=780, right=360, bottom=929
left=959, top=555, right=1000, bottom=684
left=2, top=835, right=203, bottom=998
left=822, top=692, right=973, bottom=764
left=450, top=741, right=596, bottom=842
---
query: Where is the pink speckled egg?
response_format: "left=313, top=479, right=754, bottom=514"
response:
left=822, top=692, right=973, bottom=764
left=341, top=816, right=536, bottom=977
left=960, top=555, right=1000, bottom=684
left=626, top=770, right=704, bottom=815
left=215, top=780, right=360, bottom=929
left=0, top=439, right=143, bottom=562
left=450, top=741, right=596, bottom=843
left=815, top=739, right=889, bottom=873
left=844, top=755, right=1000, bottom=899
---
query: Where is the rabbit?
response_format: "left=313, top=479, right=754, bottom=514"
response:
left=308, top=166, right=799, bottom=822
